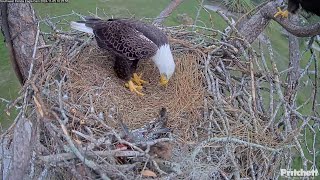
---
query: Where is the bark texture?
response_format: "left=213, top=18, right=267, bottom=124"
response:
left=153, top=0, right=185, bottom=24
left=9, top=117, right=34, bottom=180
left=1, top=3, right=46, bottom=84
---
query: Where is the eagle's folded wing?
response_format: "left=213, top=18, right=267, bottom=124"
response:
left=91, top=21, right=158, bottom=61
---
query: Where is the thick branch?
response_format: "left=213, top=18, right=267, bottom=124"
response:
left=153, top=0, right=185, bottom=24
left=237, top=1, right=320, bottom=45
left=1, top=3, right=46, bottom=84
left=0, top=3, right=23, bottom=84
left=9, top=118, right=34, bottom=180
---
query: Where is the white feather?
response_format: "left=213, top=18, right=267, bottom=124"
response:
left=70, top=21, right=93, bottom=34
left=152, top=44, right=175, bottom=80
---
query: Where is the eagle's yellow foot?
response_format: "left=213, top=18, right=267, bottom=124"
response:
left=160, top=74, right=169, bottom=86
left=274, top=7, right=289, bottom=18
left=125, top=80, right=144, bottom=96
left=132, top=73, right=147, bottom=86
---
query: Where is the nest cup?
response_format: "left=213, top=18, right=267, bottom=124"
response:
left=53, top=44, right=205, bottom=140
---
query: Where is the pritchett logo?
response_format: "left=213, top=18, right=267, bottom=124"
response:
left=280, top=169, right=319, bottom=177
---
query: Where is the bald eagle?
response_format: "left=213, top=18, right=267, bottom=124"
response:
left=70, top=17, right=175, bottom=96
left=274, top=0, right=320, bottom=18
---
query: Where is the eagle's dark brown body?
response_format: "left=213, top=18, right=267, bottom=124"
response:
left=114, top=57, right=139, bottom=80
left=288, top=0, right=320, bottom=16
left=71, top=17, right=175, bottom=96
left=76, top=18, right=168, bottom=80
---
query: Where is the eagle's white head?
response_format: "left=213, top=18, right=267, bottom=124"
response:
left=152, top=44, right=175, bottom=86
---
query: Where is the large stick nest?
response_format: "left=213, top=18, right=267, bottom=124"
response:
left=3, top=17, right=304, bottom=179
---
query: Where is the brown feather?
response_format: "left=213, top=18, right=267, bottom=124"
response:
left=83, top=18, right=159, bottom=61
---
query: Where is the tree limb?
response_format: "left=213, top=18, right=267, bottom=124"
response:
left=9, top=118, right=33, bottom=180
left=236, top=1, right=320, bottom=46
left=0, top=3, right=23, bottom=84
left=0, top=3, right=47, bottom=84
left=153, top=0, right=185, bottom=25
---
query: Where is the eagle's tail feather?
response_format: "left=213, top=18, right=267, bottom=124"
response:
left=70, top=21, right=93, bottom=34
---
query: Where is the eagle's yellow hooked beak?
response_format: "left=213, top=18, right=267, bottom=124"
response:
left=160, top=74, right=169, bottom=86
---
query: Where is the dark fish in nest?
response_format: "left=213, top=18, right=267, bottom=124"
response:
left=118, top=107, right=170, bottom=144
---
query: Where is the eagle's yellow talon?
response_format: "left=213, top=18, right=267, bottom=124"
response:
left=135, top=85, right=143, bottom=91
left=274, top=8, right=289, bottom=18
left=132, top=73, right=147, bottom=86
left=125, top=80, right=144, bottom=96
